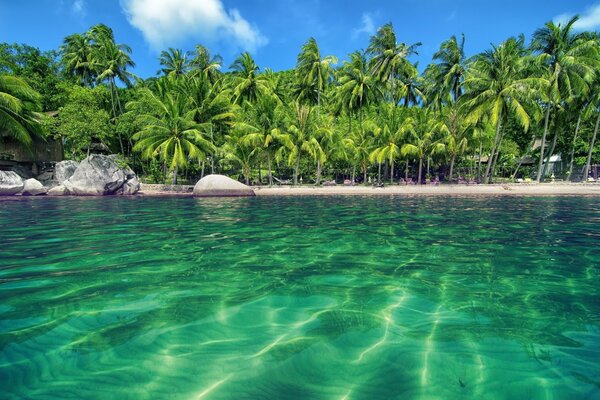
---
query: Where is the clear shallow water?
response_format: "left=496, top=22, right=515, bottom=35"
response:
left=0, top=196, right=599, bottom=400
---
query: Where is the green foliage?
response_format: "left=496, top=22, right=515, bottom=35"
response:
left=57, top=85, right=111, bottom=159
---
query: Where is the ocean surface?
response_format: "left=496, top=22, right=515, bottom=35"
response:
left=0, top=196, right=599, bottom=399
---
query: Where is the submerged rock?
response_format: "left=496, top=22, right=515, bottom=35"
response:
left=21, top=178, right=47, bottom=196
left=57, top=154, right=139, bottom=196
left=54, top=160, right=79, bottom=183
left=193, top=174, right=255, bottom=197
left=0, top=171, right=24, bottom=195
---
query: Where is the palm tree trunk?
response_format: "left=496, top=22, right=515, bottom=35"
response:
left=390, top=159, right=394, bottom=184
left=172, top=166, right=178, bottom=185
left=109, top=77, right=126, bottom=156
left=582, top=111, right=600, bottom=181
left=294, top=157, right=300, bottom=185
left=536, top=104, right=552, bottom=182
left=541, top=131, right=559, bottom=179
left=377, top=163, right=381, bottom=183
left=568, top=115, right=582, bottom=181
left=405, top=160, right=409, bottom=181
left=351, top=166, right=355, bottom=184
left=484, top=112, right=503, bottom=183
left=418, top=157, right=423, bottom=184
left=258, top=160, right=262, bottom=186
left=267, top=153, right=273, bottom=187
left=363, top=165, right=367, bottom=185
left=490, top=131, right=505, bottom=182
left=477, top=138, right=483, bottom=181
left=200, top=159, right=205, bottom=179
left=449, top=153, right=456, bottom=182
left=316, top=159, right=321, bottom=185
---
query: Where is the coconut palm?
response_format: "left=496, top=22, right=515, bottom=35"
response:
left=230, top=52, right=270, bottom=105
left=238, top=93, right=283, bottom=186
left=190, top=45, right=222, bottom=84
left=61, top=33, right=96, bottom=86
left=0, top=75, right=43, bottom=147
left=401, top=108, right=445, bottom=184
left=158, top=48, right=189, bottom=77
left=531, top=16, right=598, bottom=181
left=367, top=23, right=421, bottom=104
left=433, top=34, right=467, bottom=102
left=221, top=130, right=256, bottom=185
left=439, top=105, right=470, bottom=181
left=463, top=36, right=543, bottom=183
left=369, top=103, right=408, bottom=183
left=336, top=50, right=382, bottom=132
left=295, top=38, right=338, bottom=116
left=129, top=77, right=214, bottom=184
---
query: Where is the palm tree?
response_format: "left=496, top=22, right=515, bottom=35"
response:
left=336, top=50, right=382, bottom=133
left=275, top=102, right=320, bottom=185
left=369, top=103, right=407, bottom=183
left=158, top=48, right=189, bottom=77
left=221, top=130, right=256, bottom=185
left=0, top=75, right=43, bottom=147
left=190, top=45, right=222, bottom=84
left=531, top=16, right=598, bottom=182
left=129, top=77, right=214, bottom=184
left=401, top=108, right=445, bottom=183
left=439, top=105, right=470, bottom=181
left=61, top=33, right=95, bottom=86
left=238, top=93, right=282, bottom=186
left=463, top=36, right=542, bottom=183
left=295, top=38, right=338, bottom=116
left=433, top=34, right=467, bottom=102
left=367, top=23, right=421, bottom=104
left=230, top=52, right=270, bottom=104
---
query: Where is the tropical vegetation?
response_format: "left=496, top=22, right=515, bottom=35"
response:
left=1, top=18, right=600, bottom=184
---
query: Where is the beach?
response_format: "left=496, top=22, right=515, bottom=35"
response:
left=139, top=182, right=600, bottom=197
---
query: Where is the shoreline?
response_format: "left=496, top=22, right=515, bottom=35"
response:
left=139, top=182, right=600, bottom=197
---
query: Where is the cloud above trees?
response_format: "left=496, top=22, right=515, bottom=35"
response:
left=120, top=0, right=267, bottom=51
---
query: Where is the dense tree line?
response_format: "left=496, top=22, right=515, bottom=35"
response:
left=1, top=18, right=599, bottom=184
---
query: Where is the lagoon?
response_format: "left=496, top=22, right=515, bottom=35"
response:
left=0, top=196, right=599, bottom=399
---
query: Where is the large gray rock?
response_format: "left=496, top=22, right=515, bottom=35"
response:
left=0, top=171, right=24, bottom=195
left=21, top=178, right=47, bottom=196
left=47, top=185, right=68, bottom=196
left=61, top=154, right=140, bottom=196
left=193, top=174, right=255, bottom=197
left=54, top=160, right=79, bottom=183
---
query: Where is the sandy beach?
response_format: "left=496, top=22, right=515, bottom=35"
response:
left=138, top=182, right=600, bottom=197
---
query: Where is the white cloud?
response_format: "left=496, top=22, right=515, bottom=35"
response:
left=71, top=0, right=86, bottom=17
left=120, top=0, right=267, bottom=51
left=555, top=3, right=600, bottom=30
left=353, top=13, right=376, bottom=38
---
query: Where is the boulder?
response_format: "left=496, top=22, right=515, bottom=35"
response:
left=62, top=154, right=139, bottom=196
left=0, top=171, right=24, bottom=195
left=21, top=178, right=47, bottom=196
left=193, top=174, right=255, bottom=197
left=54, top=160, right=79, bottom=183
left=47, top=185, right=69, bottom=196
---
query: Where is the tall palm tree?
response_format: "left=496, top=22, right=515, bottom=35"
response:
left=0, top=75, right=43, bottom=147
left=129, top=77, right=214, bottom=184
left=230, top=52, right=270, bottom=105
left=367, top=23, right=421, bottom=104
left=190, top=45, right=222, bottom=84
left=369, top=103, right=407, bottom=183
left=158, top=48, right=189, bottom=77
left=531, top=16, right=598, bottom=182
left=439, top=105, right=470, bottom=181
left=295, top=38, right=338, bottom=116
left=433, top=34, right=467, bottom=102
left=463, top=36, right=542, bottom=183
left=60, top=33, right=95, bottom=86
left=238, top=93, right=282, bottom=186
left=401, top=108, right=445, bottom=184
left=336, top=50, right=382, bottom=132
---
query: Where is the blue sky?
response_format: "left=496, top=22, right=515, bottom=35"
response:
left=1, top=0, right=599, bottom=79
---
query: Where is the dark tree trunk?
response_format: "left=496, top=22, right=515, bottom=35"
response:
left=536, top=104, right=552, bottom=182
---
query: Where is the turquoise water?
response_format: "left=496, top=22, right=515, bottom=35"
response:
left=0, top=196, right=599, bottom=399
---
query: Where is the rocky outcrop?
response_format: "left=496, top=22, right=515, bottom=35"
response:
left=21, top=178, right=47, bottom=196
left=193, top=174, right=255, bottom=197
left=52, top=155, right=140, bottom=196
left=54, top=160, right=79, bottom=183
left=0, top=171, right=24, bottom=195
